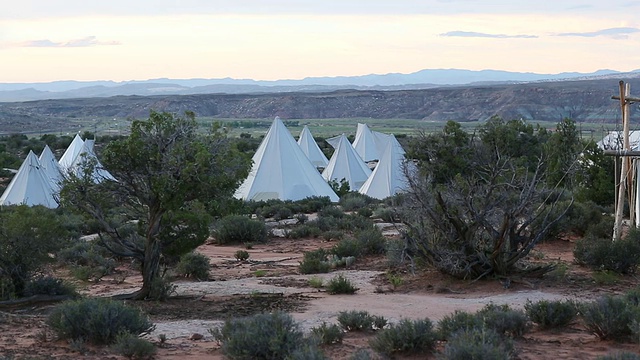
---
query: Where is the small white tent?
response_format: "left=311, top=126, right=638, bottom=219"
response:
left=297, top=125, right=329, bottom=168
left=359, top=135, right=410, bottom=200
left=235, top=117, right=339, bottom=202
left=59, top=134, right=85, bottom=171
left=38, top=145, right=63, bottom=191
left=69, top=140, right=115, bottom=182
left=597, top=131, right=640, bottom=151
left=352, top=123, right=381, bottom=162
left=322, top=134, right=372, bottom=191
left=0, top=151, right=58, bottom=208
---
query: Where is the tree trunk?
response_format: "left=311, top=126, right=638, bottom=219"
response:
left=134, top=238, right=162, bottom=300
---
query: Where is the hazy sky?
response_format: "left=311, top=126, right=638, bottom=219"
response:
left=1, top=0, right=639, bottom=82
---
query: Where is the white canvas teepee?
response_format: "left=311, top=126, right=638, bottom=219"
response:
left=235, top=117, right=339, bottom=202
left=0, top=151, right=58, bottom=208
left=297, top=125, right=329, bottom=168
left=38, top=145, right=63, bottom=192
left=352, top=123, right=381, bottom=162
left=322, top=134, right=372, bottom=191
left=69, top=140, right=115, bottom=182
left=359, top=135, right=409, bottom=200
left=59, top=134, right=85, bottom=171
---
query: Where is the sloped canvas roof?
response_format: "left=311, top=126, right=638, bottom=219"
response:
left=297, top=125, right=329, bottom=168
left=69, top=140, right=115, bottom=182
left=0, top=151, right=58, bottom=208
left=352, top=123, right=381, bottom=162
left=322, top=134, right=372, bottom=191
left=359, top=135, right=410, bottom=200
left=235, top=117, right=339, bottom=202
left=58, top=134, right=85, bottom=171
left=597, top=131, right=640, bottom=151
left=38, top=145, right=63, bottom=192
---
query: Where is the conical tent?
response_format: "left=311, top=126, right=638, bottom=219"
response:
left=69, top=140, right=115, bottom=182
left=322, top=134, right=371, bottom=191
left=359, top=135, right=409, bottom=200
left=235, top=117, right=339, bottom=202
left=352, top=123, right=381, bottom=162
left=0, top=151, right=58, bottom=208
left=38, top=145, right=63, bottom=192
left=297, top=125, right=329, bottom=168
left=59, top=134, right=85, bottom=171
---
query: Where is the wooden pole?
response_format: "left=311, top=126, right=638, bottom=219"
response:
left=613, top=81, right=628, bottom=241
left=625, top=84, right=635, bottom=226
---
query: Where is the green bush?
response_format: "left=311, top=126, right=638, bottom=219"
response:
left=574, top=231, right=640, bottom=274
left=175, top=251, right=210, bottom=280
left=372, top=206, right=396, bottom=222
left=209, top=312, right=306, bottom=360
left=355, top=228, right=386, bottom=255
left=319, top=205, right=345, bottom=219
left=581, top=295, right=639, bottom=340
left=311, top=322, right=344, bottom=344
left=441, top=327, right=513, bottom=360
left=273, top=206, right=293, bottom=221
left=326, top=274, right=358, bottom=294
left=215, top=215, right=268, bottom=245
left=340, top=194, right=369, bottom=211
left=321, top=230, right=344, bottom=241
left=337, top=310, right=376, bottom=332
left=299, top=249, right=331, bottom=274
left=23, top=276, right=77, bottom=297
left=287, top=341, right=327, bottom=360
left=437, top=310, right=484, bottom=340
left=47, top=298, right=155, bottom=345
left=287, top=224, right=322, bottom=239
left=356, top=207, right=373, bottom=218
left=111, top=331, right=156, bottom=359
left=524, top=299, right=577, bottom=329
left=477, top=304, right=528, bottom=337
left=369, top=318, right=437, bottom=356
left=332, top=238, right=362, bottom=258
left=234, top=250, right=250, bottom=261
left=597, top=352, right=640, bottom=360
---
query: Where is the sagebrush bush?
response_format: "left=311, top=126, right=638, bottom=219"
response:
left=234, top=250, right=250, bottom=261
left=299, top=249, right=331, bottom=274
left=215, top=215, right=267, bottom=245
left=57, top=240, right=116, bottom=281
left=340, top=194, right=368, bottom=211
left=441, top=327, right=513, bottom=360
left=319, top=205, right=345, bottom=219
left=326, top=274, right=358, bottom=294
left=286, top=224, right=322, bottom=239
left=175, top=251, right=210, bottom=280
left=23, top=276, right=77, bottom=297
left=47, top=298, right=155, bottom=345
left=369, top=318, right=437, bottom=356
left=356, top=207, right=373, bottom=218
left=337, top=310, right=376, bottom=332
left=355, top=228, right=387, bottom=255
left=477, top=304, right=528, bottom=337
left=524, top=299, right=577, bottom=329
left=111, top=331, right=156, bottom=359
left=581, top=295, right=639, bottom=340
left=311, top=322, right=344, bottom=344
left=574, top=230, right=640, bottom=274
left=372, top=206, right=396, bottom=223
left=437, top=310, right=484, bottom=340
left=332, top=238, right=362, bottom=258
left=321, top=230, right=344, bottom=241
left=273, top=206, right=293, bottom=221
left=209, top=312, right=306, bottom=360
left=287, top=341, right=327, bottom=360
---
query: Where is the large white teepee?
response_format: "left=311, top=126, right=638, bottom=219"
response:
left=352, top=123, right=381, bottom=162
left=39, top=145, right=63, bottom=191
left=322, top=134, right=372, bottom=191
left=59, top=134, right=85, bottom=171
left=297, top=125, right=329, bottom=168
left=235, top=117, right=339, bottom=202
left=69, top=140, right=115, bottom=182
left=359, top=135, right=409, bottom=200
left=0, top=151, right=58, bottom=208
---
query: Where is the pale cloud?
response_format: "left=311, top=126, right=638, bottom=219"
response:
left=17, top=36, right=121, bottom=48
left=555, top=27, right=640, bottom=39
left=440, top=31, right=538, bottom=39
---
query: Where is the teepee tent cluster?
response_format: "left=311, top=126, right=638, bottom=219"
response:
left=0, top=135, right=114, bottom=208
left=359, top=134, right=411, bottom=199
left=297, top=125, right=329, bottom=168
left=322, top=134, right=371, bottom=191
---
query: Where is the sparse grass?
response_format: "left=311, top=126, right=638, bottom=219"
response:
left=308, top=276, right=324, bottom=289
left=326, top=274, right=358, bottom=294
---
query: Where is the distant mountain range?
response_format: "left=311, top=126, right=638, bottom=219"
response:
left=2, top=68, right=639, bottom=102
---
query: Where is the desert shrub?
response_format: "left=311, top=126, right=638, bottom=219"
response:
left=297, top=196, right=333, bottom=213
left=287, top=224, right=322, bottom=239
left=477, top=304, right=528, bottom=337
left=355, top=229, right=387, bottom=255
left=321, top=230, right=344, bottom=241
left=215, top=215, right=268, bottom=245
left=441, top=327, right=513, bottom=360
left=597, top=352, right=640, bottom=360
left=369, top=318, right=437, bottom=356
left=437, top=310, right=484, bottom=340
left=210, top=312, right=305, bottom=360
left=273, top=206, right=293, bottom=221
left=287, top=341, right=327, bottom=360
left=0, top=276, right=16, bottom=300
left=299, top=249, right=331, bottom=274
left=349, top=349, right=374, bottom=360
left=332, top=238, right=362, bottom=258
left=340, top=194, right=369, bottom=211
left=308, top=276, right=324, bottom=288
left=581, top=295, right=640, bottom=340
left=524, top=299, right=577, bottom=329
left=111, top=331, right=156, bottom=359
left=372, top=206, right=396, bottom=223
left=337, top=310, right=376, bottom=332
left=574, top=231, right=640, bottom=274
left=586, top=215, right=615, bottom=239
left=47, top=298, right=154, bottom=345
left=294, top=213, right=308, bottom=224
left=626, top=287, right=640, bottom=306
left=148, top=276, right=177, bottom=301
left=313, top=216, right=339, bottom=232
left=356, top=207, right=373, bottom=218
left=386, top=239, right=405, bottom=267
left=338, top=214, right=375, bottom=232
left=593, top=270, right=621, bottom=285
left=311, top=322, right=344, bottom=344
left=319, top=205, right=345, bottom=219
left=175, top=251, right=210, bottom=280
left=22, top=276, right=77, bottom=297
left=234, top=250, right=250, bottom=261
left=326, top=274, right=358, bottom=294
